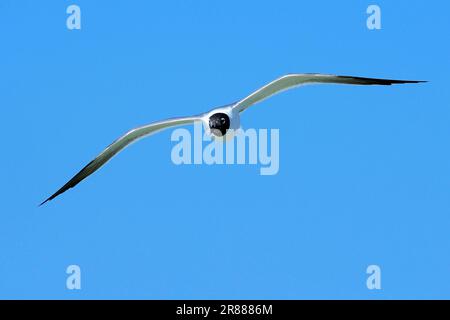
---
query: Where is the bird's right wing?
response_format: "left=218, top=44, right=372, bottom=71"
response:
left=40, top=116, right=201, bottom=205
left=233, top=73, right=425, bottom=113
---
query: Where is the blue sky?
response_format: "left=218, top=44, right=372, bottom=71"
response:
left=0, top=0, right=448, bottom=299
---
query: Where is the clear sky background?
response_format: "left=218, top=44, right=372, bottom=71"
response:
left=0, top=0, right=448, bottom=299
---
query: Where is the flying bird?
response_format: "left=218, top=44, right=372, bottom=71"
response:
left=40, top=73, right=425, bottom=205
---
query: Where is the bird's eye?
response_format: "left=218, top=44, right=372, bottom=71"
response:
left=221, top=118, right=226, bottom=124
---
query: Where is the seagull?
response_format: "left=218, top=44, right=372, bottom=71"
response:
left=40, top=73, right=425, bottom=205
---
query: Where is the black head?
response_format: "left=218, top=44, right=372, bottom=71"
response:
left=209, top=113, right=230, bottom=137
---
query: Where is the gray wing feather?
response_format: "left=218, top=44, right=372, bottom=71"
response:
left=40, top=116, right=200, bottom=205
left=233, top=73, right=425, bottom=113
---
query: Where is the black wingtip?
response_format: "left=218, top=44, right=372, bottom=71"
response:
left=39, top=188, right=67, bottom=207
left=395, top=80, right=428, bottom=84
left=39, top=198, right=51, bottom=207
left=335, top=75, right=428, bottom=86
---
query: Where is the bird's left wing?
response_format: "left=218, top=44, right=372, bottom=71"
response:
left=233, top=73, right=425, bottom=113
left=40, top=116, right=201, bottom=205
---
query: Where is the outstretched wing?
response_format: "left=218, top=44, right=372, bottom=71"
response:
left=233, top=73, right=426, bottom=113
left=40, top=116, right=200, bottom=205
